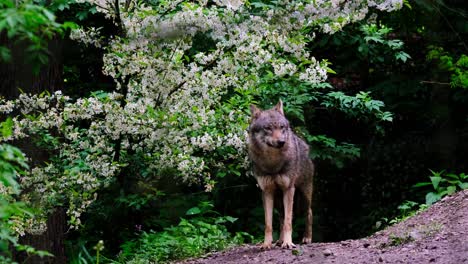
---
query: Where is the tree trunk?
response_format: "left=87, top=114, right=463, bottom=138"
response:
left=16, top=208, right=68, bottom=264
left=1, top=33, right=67, bottom=263
left=0, top=34, right=63, bottom=98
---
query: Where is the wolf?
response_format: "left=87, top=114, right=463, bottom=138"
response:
left=248, top=100, right=314, bottom=249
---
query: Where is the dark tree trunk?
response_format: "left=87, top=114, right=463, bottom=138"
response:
left=16, top=208, right=68, bottom=264
left=1, top=33, right=68, bottom=263
left=0, top=34, right=63, bottom=98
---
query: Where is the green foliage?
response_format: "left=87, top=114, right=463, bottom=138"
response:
left=68, top=242, right=94, bottom=264
left=0, top=139, right=53, bottom=261
left=375, top=201, right=427, bottom=231
left=253, top=59, right=393, bottom=168
left=452, top=55, right=468, bottom=89
left=323, top=91, right=393, bottom=123
left=316, top=22, right=411, bottom=65
left=116, top=202, right=253, bottom=263
left=0, top=0, right=77, bottom=72
left=358, top=23, right=411, bottom=63
left=414, top=170, right=468, bottom=205
left=257, top=74, right=329, bottom=123
left=302, top=133, right=360, bottom=168
left=426, top=46, right=468, bottom=89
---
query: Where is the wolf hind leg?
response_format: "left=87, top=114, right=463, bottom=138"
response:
left=275, top=192, right=285, bottom=246
left=299, top=179, right=313, bottom=244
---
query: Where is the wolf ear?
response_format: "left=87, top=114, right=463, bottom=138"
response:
left=274, top=99, right=284, bottom=115
left=250, top=104, right=261, bottom=119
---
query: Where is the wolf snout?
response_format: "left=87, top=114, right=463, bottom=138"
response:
left=276, top=140, right=285, bottom=148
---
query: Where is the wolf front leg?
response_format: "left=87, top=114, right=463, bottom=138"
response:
left=300, top=181, right=313, bottom=244
left=261, top=190, right=274, bottom=249
left=281, top=187, right=296, bottom=248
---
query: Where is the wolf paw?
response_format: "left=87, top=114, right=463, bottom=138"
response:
left=302, top=237, right=312, bottom=244
left=281, top=241, right=296, bottom=249
left=275, top=239, right=283, bottom=246
left=260, top=242, right=273, bottom=250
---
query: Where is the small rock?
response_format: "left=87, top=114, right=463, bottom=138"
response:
left=430, top=258, right=436, bottom=262
left=409, top=230, right=422, bottom=240
left=363, top=243, right=370, bottom=248
left=379, top=257, right=384, bottom=262
left=309, top=254, right=315, bottom=257
left=323, top=249, right=333, bottom=256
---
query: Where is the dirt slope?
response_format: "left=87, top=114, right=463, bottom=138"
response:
left=181, top=190, right=468, bottom=264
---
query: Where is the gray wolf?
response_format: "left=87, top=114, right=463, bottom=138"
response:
left=248, top=100, right=314, bottom=249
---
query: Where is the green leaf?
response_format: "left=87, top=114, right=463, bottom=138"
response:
left=425, top=192, right=441, bottom=205
left=446, top=185, right=456, bottom=195
left=0, top=46, right=11, bottom=62
left=0, top=117, right=13, bottom=138
left=186, top=207, right=201, bottom=216
left=35, top=250, right=54, bottom=257
left=224, top=216, right=237, bottom=223
left=412, top=182, right=432, bottom=188
left=62, top=21, right=78, bottom=30
left=430, top=176, right=442, bottom=190
left=41, top=9, right=56, bottom=21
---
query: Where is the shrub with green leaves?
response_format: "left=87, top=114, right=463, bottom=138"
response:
left=0, top=0, right=77, bottom=72
left=0, top=141, right=54, bottom=262
left=414, top=170, right=468, bottom=205
left=426, top=46, right=468, bottom=89
left=116, top=202, right=252, bottom=263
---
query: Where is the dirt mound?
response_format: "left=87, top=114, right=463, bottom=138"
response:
left=180, top=190, right=468, bottom=264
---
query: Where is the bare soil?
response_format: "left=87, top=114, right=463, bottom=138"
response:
left=180, top=190, right=468, bottom=264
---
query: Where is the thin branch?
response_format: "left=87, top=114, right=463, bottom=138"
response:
left=156, top=0, right=186, bottom=24
left=435, top=5, right=468, bottom=52
left=420, top=81, right=451, bottom=85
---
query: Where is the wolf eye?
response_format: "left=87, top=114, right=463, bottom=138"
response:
left=264, top=126, right=272, bottom=131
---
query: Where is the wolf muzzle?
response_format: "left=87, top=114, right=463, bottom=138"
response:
left=267, top=140, right=286, bottom=149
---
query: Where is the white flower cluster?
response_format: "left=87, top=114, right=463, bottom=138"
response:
left=368, top=0, right=403, bottom=12
left=69, top=27, right=103, bottom=48
left=0, top=0, right=402, bottom=233
left=272, top=60, right=298, bottom=77
left=295, top=0, right=403, bottom=33
left=0, top=98, right=14, bottom=113
left=298, top=58, right=328, bottom=84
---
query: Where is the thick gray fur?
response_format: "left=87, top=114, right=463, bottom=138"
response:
left=248, top=100, right=314, bottom=249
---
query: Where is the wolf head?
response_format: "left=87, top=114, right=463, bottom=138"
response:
left=249, top=100, right=290, bottom=149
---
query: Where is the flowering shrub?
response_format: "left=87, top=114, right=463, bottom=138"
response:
left=0, top=0, right=401, bottom=233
